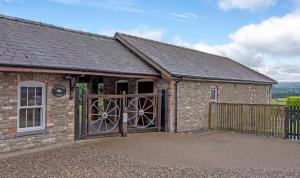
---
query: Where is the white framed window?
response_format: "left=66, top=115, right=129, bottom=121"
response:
left=249, top=86, right=255, bottom=103
left=266, top=86, right=270, bottom=104
left=17, top=81, right=46, bottom=133
left=210, top=86, right=218, bottom=102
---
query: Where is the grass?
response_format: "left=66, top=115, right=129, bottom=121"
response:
left=271, top=98, right=287, bottom=105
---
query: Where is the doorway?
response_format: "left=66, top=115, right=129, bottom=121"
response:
left=116, top=80, right=128, bottom=94
left=137, top=80, right=154, bottom=94
left=135, top=80, right=155, bottom=127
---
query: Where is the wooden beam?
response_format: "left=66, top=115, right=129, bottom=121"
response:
left=0, top=66, right=159, bottom=79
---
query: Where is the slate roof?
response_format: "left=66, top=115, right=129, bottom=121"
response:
left=116, top=33, right=276, bottom=84
left=0, top=15, right=158, bottom=76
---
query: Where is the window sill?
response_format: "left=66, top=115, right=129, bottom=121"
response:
left=16, top=129, right=48, bottom=137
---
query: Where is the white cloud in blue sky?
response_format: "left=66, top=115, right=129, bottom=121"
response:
left=1, top=0, right=299, bottom=81
left=218, top=0, right=276, bottom=11
left=174, top=10, right=300, bottom=82
left=101, top=25, right=166, bottom=41
left=170, top=12, right=198, bottom=20
left=48, top=0, right=147, bottom=14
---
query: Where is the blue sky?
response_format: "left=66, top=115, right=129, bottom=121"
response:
left=0, top=0, right=300, bottom=82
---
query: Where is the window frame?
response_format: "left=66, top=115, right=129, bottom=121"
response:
left=249, top=86, right=255, bottom=103
left=266, top=86, right=270, bottom=104
left=210, top=86, right=218, bottom=102
left=17, top=81, right=46, bottom=133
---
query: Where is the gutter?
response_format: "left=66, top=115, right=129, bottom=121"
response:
left=174, top=77, right=183, bottom=133
left=171, top=74, right=277, bottom=85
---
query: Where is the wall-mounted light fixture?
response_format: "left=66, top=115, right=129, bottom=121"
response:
left=63, top=75, right=84, bottom=99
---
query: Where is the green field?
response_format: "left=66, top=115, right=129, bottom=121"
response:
left=271, top=98, right=287, bottom=105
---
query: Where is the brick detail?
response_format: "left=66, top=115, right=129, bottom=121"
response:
left=0, top=72, right=74, bottom=153
left=176, top=81, right=271, bottom=132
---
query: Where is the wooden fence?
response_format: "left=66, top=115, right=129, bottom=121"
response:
left=285, top=106, right=300, bottom=140
left=209, top=103, right=286, bottom=138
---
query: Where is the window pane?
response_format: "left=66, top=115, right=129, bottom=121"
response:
left=36, top=87, right=42, bottom=106
left=211, top=90, right=215, bottom=100
left=27, top=108, right=34, bottom=127
left=20, top=87, right=27, bottom=106
left=19, top=109, right=26, bottom=128
left=34, top=108, right=41, bottom=127
left=28, top=87, right=35, bottom=106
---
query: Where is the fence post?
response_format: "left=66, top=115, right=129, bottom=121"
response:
left=74, top=87, right=81, bottom=140
left=81, top=90, right=87, bottom=138
left=121, top=91, right=127, bottom=137
left=208, top=102, right=212, bottom=129
left=284, top=106, right=289, bottom=139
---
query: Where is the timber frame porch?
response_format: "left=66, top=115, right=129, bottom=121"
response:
left=71, top=74, right=167, bottom=139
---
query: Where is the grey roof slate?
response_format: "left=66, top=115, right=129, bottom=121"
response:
left=0, top=15, right=158, bottom=76
left=117, top=33, right=276, bottom=84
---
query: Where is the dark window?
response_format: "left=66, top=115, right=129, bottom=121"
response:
left=138, top=81, right=154, bottom=94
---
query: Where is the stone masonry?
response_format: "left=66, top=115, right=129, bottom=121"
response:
left=175, top=80, right=272, bottom=132
left=0, top=71, right=273, bottom=152
left=0, top=72, right=74, bottom=153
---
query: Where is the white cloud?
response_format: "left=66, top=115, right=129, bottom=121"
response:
left=2, top=0, right=23, bottom=2
left=230, top=11, right=300, bottom=57
left=256, top=62, right=300, bottom=82
left=101, top=26, right=166, bottom=41
left=170, top=12, right=198, bottom=20
left=48, top=0, right=147, bottom=14
left=173, top=11, right=300, bottom=82
left=218, top=0, right=276, bottom=11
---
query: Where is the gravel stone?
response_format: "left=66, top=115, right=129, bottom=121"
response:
left=0, top=142, right=300, bottom=178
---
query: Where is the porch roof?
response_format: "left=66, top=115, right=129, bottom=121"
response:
left=0, top=15, right=159, bottom=77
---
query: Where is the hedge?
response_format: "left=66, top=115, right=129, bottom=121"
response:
left=286, top=96, right=300, bottom=107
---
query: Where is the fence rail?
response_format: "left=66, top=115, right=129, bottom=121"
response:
left=210, top=103, right=286, bottom=138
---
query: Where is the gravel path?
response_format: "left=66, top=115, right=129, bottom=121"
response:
left=0, top=141, right=300, bottom=178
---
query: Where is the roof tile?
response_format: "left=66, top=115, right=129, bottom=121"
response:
left=0, top=15, right=158, bottom=76
left=117, top=33, right=276, bottom=84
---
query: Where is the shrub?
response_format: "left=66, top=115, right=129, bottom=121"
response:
left=286, top=96, right=300, bottom=107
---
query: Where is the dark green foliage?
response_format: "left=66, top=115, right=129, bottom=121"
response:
left=287, top=96, right=300, bottom=107
left=77, top=83, right=87, bottom=93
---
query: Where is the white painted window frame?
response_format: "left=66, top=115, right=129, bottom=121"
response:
left=266, top=86, right=270, bottom=104
left=249, top=86, right=255, bottom=103
left=210, top=86, right=218, bottom=102
left=17, top=81, right=46, bottom=133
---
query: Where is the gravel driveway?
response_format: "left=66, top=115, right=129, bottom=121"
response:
left=1, top=131, right=300, bottom=177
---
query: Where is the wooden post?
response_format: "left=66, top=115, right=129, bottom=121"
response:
left=122, top=91, right=127, bottom=137
left=284, top=106, right=289, bottom=139
left=74, top=87, right=81, bottom=140
left=208, top=102, right=212, bottom=129
left=81, top=90, right=87, bottom=138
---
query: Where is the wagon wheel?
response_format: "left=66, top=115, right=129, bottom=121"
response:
left=89, top=99, right=120, bottom=133
left=127, top=97, right=156, bottom=128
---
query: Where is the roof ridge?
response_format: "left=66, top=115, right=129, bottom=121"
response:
left=116, top=32, right=230, bottom=60
left=0, top=14, right=114, bottom=40
left=116, top=32, right=276, bottom=83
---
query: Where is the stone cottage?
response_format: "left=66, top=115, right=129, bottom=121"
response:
left=0, top=15, right=276, bottom=153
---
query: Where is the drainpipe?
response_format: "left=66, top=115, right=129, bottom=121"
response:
left=175, top=77, right=183, bottom=133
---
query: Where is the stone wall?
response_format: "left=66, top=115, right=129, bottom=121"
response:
left=0, top=72, right=74, bottom=153
left=175, top=80, right=272, bottom=132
